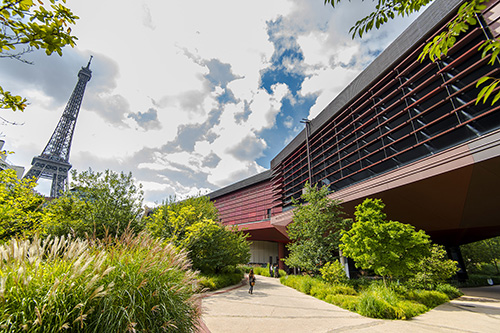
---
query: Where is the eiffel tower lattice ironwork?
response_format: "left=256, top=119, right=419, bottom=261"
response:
left=24, top=57, right=92, bottom=197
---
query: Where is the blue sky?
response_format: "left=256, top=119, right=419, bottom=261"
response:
left=0, top=0, right=424, bottom=205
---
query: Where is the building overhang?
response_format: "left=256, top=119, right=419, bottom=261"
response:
left=270, top=128, right=500, bottom=245
left=235, top=220, right=289, bottom=243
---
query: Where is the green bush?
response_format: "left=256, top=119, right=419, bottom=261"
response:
left=355, top=284, right=430, bottom=319
left=395, top=300, right=428, bottom=318
left=0, top=232, right=200, bottom=332
left=405, top=290, right=449, bottom=308
left=320, top=261, right=348, bottom=284
left=310, top=283, right=357, bottom=300
left=346, top=277, right=373, bottom=291
left=280, top=275, right=316, bottom=293
left=198, top=269, right=245, bottom=291
left=248, top=264, right=286, bottom=278
left=357, top=286, right=404, bottom=319
left=0, top=169, right=44, bottom=242
left=146, top=196, right=250, bottom=274
left=325, top=294, right=358, bottom=311
left=252, top=265, right=271, bottom=277
left=435, top=284, right=462, bottom=299
left=407, top=244, right=459, bottom=290
left=280, top=275, right=445, bottom=319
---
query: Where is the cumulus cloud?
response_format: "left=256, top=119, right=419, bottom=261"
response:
left=2, top=0, right=425, bottom=204
left=128, top=108, right=162, bottom=130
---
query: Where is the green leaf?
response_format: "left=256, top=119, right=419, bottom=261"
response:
left=491, top=90, right=500, bottom=105
left=476, top=85, right=490, bottom=104
left=476, top=76, right=491, bottom=87
left=484, top=81, right=499, bottom=102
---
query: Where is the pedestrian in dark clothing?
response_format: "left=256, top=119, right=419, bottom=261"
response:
left=248, top=269, right=256, bottom=294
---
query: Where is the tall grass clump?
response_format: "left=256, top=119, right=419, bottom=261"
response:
left=280, top=275, right=318, bottom=294
left=357, top=284, right=427, bottom=319
left=404, top=289, right=449, bottom=308
left=0, top=232, right=200, bottom=332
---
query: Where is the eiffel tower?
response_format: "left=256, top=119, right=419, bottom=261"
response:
left=24, top=57, right=93, bottom=197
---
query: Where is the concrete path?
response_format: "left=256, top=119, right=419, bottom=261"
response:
left=200, top=276, right=500, bottom=333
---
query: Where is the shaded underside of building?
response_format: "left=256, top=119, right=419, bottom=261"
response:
left=208, top=0, right=500, bottom=267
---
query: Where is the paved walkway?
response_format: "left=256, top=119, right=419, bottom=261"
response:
left=200, top=276, right=500, bottom=332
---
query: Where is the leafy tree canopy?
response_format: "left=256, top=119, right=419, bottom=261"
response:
left=180, top=218, right=250, bottom=273
left=408, top=244, right=459, bottom=289
left=0, top=168, right=44, bottom=241
left=340, top=198, right=431, bottom=283
left=1, top=0, right=78, bottom=112
left=145, top=195, right=250, bottom=274
left=284, top=182, right=351, bottom=273
left=42, top=169, right=144, bottom=239
left=461, top=236, right=500, bottom=274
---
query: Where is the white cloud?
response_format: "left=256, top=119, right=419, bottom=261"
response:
left=1, top=0, right=424, bottom=203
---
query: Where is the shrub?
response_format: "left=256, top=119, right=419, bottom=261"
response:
left=180, top=219, right=250, bottom=273
left=281, top=274, right=439, bottom=319
left=252, top=265, right=271, bottom=277
left=325, top=294, right=358, bottom=311
left=249, top=264, right=287, bottom=278
left=280, top=275, right=317, bottom=293
left=146, top=196, right=250, bottom=274
left=395, top=300, right=428, bottom=318
left=407, top=244, right=459, bottom=289
left=198, top=269, right=245, bottom=291
left=281, top=274, right=357, bottom=301
left=320, top=261, right=348, bottom=285
left=310, top=284, right=329, bottom=299
left=0, top=169, right=45, bottom=242
left=310, top=283, right=357, bottom=300
left=356, top=284, right=431, bottom=319
left=346, top=277, right=373, bottom=291
left=0, top=232, right=200, bottom=332
left=357, top=286, right=404, bottom=319
left=405, top=290, right=450, bottom=308
left=435, top=284, right=462, bottom=299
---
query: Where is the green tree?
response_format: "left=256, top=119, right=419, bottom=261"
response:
left=320, top=260, right=348, bottom=284
left=0, top=168, right=44, bottom=241
left=180, top=219, right=250, bottom=273
left=284, top=182, right=351, bottom=273
left=146, top=195, right=218, bottom=241
left=408, top=244, right=459, bottom=289
left=145, top=195, right=250, bottom=274
left=461, top=236, right=500, bottom=274
left=42, top=169, right=144, bottom=239
left=325, top=0, right=500, bottom=103
left=1, top=0, right=78, bottom=112
left=340, top=198, right=431, bottom=284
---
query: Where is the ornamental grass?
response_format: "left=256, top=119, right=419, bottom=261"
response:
left=280, top=275, right=456, bottom=320
left=0, top=232, right=200, bottom=332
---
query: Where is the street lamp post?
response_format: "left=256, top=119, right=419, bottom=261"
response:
left=301, top=118, right=312, bottom=184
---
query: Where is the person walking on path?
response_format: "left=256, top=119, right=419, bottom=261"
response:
left=248, top=269, right=256, bottom=294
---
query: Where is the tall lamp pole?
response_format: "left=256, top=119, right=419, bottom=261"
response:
left=301, top=118, right=312, bottom=184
